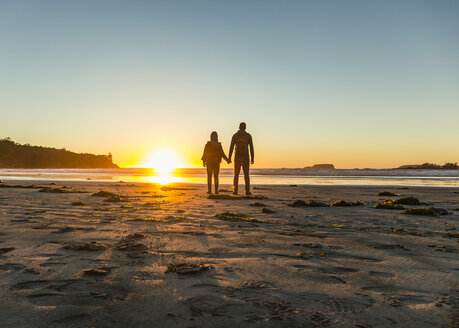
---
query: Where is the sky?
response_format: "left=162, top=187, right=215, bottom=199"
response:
left=0, top=0, right=458, bottom=169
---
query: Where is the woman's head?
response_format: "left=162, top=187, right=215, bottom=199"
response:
left=210, top=131, right=218, bottom=142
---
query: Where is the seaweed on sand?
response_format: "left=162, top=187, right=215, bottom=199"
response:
left=83, top=267, right=112, bottom=276
left=208, top=194, right=267, bottom=200
left=103, top=194, right=129, bottom=202
left=390, top=228, right=422, bottom=236
left=444, top=222, right=455, bottom=230
left=63, top=241, right=108, bottom=251
left=306, top=200, right=329, bottom=207
left=249, top=201, right=267, bottom=207
left=402, top=207, right=449, bottom=217
left=71, top=201, right=87, bottom=206
left=288, top=200, right=329, bottom=207
left=330, top=200, right=363, bottom=207
left=93, top=190, right=130, bottom=202
left=55, top=226, right=95, bottom=233
left=294, top=242, right=322, bottom=249
left=329, top=224, right=347, bottom=229
left=120, top=233, right=146, bottom=242
left=116, top=243, right=148, bottom=251
left=243, top=195, right=268, bottom=200
left=0, top=183, right=42, bottom=189
left=215, top=212, right=261, bottom=223
left=208, top=194, right=241, bottom=200
left=288, top=200, right=307, bottom=207
left=143, top=201, right=159, bottom=206
left=374, top=196, right=425, bottom=209
left=388, top=196, right=424, bottom=205
left=39, top=187, right=85, bottom=193
left=165, top=263, right=213, bottom=274
left=92, top=190, right=118, bottom=197
left=161, top=215, right=189, bottom=222
left=261, top=207, right=276, bottom=214
left=115, top=233, right=149, bottom=252
left=377, top=191, right=397, bottom=196
left=373, top=201, right=405, bottom=210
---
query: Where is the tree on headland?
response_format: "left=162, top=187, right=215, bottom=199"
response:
left=397, top=162, right=458, bottom=170
left=0, top=138, right=119, bottom=168
left=442, top=162, right=458, bottom=169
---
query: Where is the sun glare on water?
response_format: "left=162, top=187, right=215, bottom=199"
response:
left=145, top=149, right=182, bottom=185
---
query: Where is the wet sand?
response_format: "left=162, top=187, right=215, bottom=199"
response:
left=0, top=180, right=458, bottom=327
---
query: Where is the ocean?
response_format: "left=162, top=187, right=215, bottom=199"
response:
left=0, top=168, right=458, bottom=187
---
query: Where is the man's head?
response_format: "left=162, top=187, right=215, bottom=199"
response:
left=239, top=122, right=246, bottom=131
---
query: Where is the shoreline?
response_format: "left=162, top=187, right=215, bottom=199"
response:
left=1, top=176, right=458, bottom=188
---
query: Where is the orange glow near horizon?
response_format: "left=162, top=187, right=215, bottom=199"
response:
left=144, top=149, right=182, bottom=172
left=142, top=148, right=184, bottom=185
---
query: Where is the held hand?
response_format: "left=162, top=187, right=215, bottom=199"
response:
left=251, top=160, right=254, bottom=165
left=227, top=159, right=231, bottom=164
left=203, top=161, right=206, bottom=167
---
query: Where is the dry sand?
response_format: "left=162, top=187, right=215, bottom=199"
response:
left=0, top=180, right=458, bottom=327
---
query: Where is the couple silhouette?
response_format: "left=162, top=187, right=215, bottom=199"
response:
left=202, top=122, right=254, bottom=196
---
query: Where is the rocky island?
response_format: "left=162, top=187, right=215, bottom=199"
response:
left=304, top=164, right=335, bottom=169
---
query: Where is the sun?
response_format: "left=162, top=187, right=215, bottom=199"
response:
left=145, top=148, right=182, bottom=175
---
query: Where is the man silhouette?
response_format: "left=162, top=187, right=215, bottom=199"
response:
left=228, top=122, right=254, bottom=195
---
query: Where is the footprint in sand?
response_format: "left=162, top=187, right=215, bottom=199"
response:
left=12, top=278, right=130, bottom=307
left=306, top=294, right=376, bottom=314
left=314, top=266, right=359, bottom=274
left=368, top=271, right=395, bottom=278
left=0, top=247, right=15, bottom=254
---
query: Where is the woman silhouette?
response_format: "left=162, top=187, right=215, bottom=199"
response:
left=201, top=131, right=229, bottom=194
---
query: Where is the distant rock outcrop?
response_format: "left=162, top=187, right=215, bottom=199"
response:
left=304, top=164, right=335, bottom=169
left=0, top=138, right=119, bottom=168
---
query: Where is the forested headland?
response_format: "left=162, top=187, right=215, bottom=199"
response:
left=0, top=138, right=118, bottom=168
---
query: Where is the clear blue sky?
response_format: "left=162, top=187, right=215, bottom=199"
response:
left=1, top=0, right=458, bottom=168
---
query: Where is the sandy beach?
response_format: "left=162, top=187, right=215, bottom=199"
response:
left=0, top=180, right=458, bottom=327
